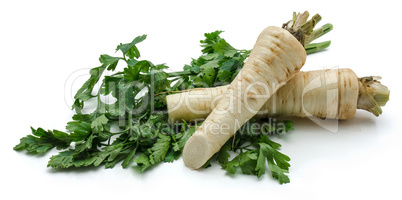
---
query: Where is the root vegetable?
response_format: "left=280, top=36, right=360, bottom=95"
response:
left=181, top=22, right=310, bottom=169
left=167, top=68, right=390, bottom=122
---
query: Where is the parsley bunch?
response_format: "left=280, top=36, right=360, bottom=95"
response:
left=14, top=31, right=327, bottom=184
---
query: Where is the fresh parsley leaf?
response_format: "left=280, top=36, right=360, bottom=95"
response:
left=99, top=54, right=122, bottom=71
left=172, top=126, right=196, bottom=151
left=91, top=114, right=109, bottom=133
left=93, top=145, right=123, bottom=166
left=147, top=69, right=169, bottom=94
left=124, top=60, right=152, bottom=81
left=222, top=156, right=240, bottom=174
left=47, top=149, right=76, bottom=168
left=107, top=80, right=136, bottom=116
left=200, top=65, right=216, bottom=87
left=66, top=120, right=92, bottom=142
left=239, top=150, right=259, bottom=175
left=121, top=145, right=137, bottom=168
left=212, top=38, right=237, bottom=54
left=256, top=135, right=291, bottom=184
left=133, top=153, right=152, bottom=173
left=74, top=65, right=107, bottom=102
left=164, top=148, right=181, bottom=163
left=150, top=134, right=171, bottom=164
left=200, top=30, right=224, bottom=54
left=219, top=59, right=242, bottom=72
left=216, top=70, right=232, bottom=82
left=217, top=59, right=243, bottom=82
left=14, top=127, right=71, bottom=154
left=257, top=144, right=290, bottom=184
left=216, top=143, right=231, bottom=165
left=116, top=35, right=147, bottom=59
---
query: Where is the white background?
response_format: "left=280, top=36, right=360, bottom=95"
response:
left=1, top=0, right=401, bottom=199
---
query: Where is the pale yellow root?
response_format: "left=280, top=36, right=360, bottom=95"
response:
left=259, top=68, right=359, bottom=119
left=182, top=26, right=306, bottom=169
left=167, top=68, right=390, bottom=122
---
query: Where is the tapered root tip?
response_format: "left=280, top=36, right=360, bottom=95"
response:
left=182, top=134, right=211, bottom=170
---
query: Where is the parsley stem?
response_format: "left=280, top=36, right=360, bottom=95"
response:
left=105, top=128, right=130, bottom=135
left=128, top=110, right=133, bottom=135
left=167, top=70, right=196, bottom=77
left=111, top=70, right=195, bottom=78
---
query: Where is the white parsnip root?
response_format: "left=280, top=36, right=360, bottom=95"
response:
left=167, top=68, right=390, bottom=122
left=181, top=26, right=306, bottom=169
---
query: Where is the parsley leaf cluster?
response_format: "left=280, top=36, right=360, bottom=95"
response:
left=15, top=31, right=300, bottom=184
left=183, top=31, right=250, bottom=88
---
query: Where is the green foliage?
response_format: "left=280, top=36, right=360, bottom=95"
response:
left=182, top=31, right=251, bottom=88
left=219, top=120, right=294, bottom=184
left=116, top=35, right=147, bottom=59
left=14, top=127, right=71, bottom=154
left=15, top=31, right=298, bottom=184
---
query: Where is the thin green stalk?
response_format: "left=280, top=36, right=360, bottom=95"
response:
left=306, top=23, right=333, bottom=45
left=305, top=41, right=331, bottom=54
left=167, top=70, right=194, bottom=77
left=320, top=23, right=333, bottom=37
left=111, top=70, right=194, bottom=78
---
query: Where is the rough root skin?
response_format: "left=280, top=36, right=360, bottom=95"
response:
left=357, top=76, right=390, bottom=116
left=167, top=69, right=391, bottom=122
